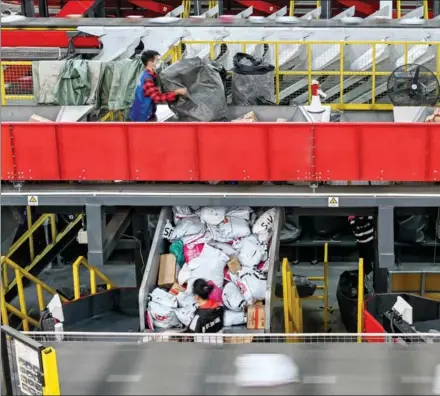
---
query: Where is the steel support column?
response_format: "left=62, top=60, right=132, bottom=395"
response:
left=377, top=206, right=395, bottom=269
left=193, top=0, right=201, bottom=15
left=131, top=212, right=151, bottom=288
left=321, top=0, right=332, bottom=19
left=434, top=0, right=440, bottom=16
left=85, top=205, right=106, bottom=267
left=102, top=208, right=132, bottom=262
left=21, top=0, right=36, bottom=17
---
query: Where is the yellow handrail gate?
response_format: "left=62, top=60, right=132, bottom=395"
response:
left=1, top=324, right=61, bottom=395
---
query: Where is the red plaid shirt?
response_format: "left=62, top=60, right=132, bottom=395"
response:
left=143, top=71, right=176, bottom=104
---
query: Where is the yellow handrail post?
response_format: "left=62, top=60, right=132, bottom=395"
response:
left=289, top=0, right=294, bottom=16
left=323, top=242, right=329, bottom=332
left=357, top=258, right=364, bottom=343
left=72, top=256, right=116, bottom=300
left=0, top=281, right=9, bottom=326
left=423, top=0, right=428, bottom=19
left=49, top=214, right=58, bottom=242
left=0, top=64, right=6, bottom=106
left=15, top=268, right=29, bottom=331
left=282, top=258, right=291, bottom=333
left=26, top=207, right=35, bottom=262
left=41, top=347, right=61, bottom=396
left=396, top=0, right=401, bottom=18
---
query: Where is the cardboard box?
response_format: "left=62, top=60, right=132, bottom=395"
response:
left=29, top=114, right=53, bottom=123
left=158, top=254, right=177, bottom=287
left=232, top=111, right=258, bottom=123
left=247, top=304, right=265, bottom=330
left=224, top=335, right=254, bottom=344
left=169, top=282, right=185, bottom=295
left=227, top=256, right=242, bottom=274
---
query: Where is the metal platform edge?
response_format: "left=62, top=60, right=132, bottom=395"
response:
left=3, top=184, right=440, bottom=207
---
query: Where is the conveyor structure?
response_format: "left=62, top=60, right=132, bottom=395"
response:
left=2, top=8, right=440, bottom=107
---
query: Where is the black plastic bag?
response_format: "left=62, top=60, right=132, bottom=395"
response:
left=336, top=270, right=373, bottom=332
left=160, top=57, right=227, bottom=122
left=231, top=53, right=275, bottom=105
left=396, top=214, right=429, bottom=243
left=294, top=275, right=317, bottom=298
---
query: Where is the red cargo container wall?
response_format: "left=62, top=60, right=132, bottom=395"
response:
left=1, top=122, right=440, bottom=182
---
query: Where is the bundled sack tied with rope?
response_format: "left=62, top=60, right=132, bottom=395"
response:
left=159, top=57, right=228, bottom=121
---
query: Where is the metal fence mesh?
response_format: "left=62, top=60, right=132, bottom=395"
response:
left=23, top=332, right=440, bottom=344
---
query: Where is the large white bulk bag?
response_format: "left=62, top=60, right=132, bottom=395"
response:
left=224, top=309, right=247, bottom=327
left=237, top=235, right=268, bottom=268
left=187, top=244, right=229, bottom=289
left=252, top=208, right=276, bottom=243
left=208, top=217, right=251, bottom=243
left=222, top=281, right=246, bottom=312
left=232, top=269, right=267, bottom=305
left=200, top=207, right=227, bottom=225
left=147, top=301, right=180, bottom=329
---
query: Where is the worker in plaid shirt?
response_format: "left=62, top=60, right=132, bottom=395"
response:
left=129, top=50, right=187, bottom=122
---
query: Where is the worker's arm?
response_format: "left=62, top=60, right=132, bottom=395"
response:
left=143, top=79, right=177, bottom=103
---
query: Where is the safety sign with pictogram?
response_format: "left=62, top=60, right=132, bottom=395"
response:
left=27, top=196, right=39, bottom=206
left=327, top=197, right=339, bottom=207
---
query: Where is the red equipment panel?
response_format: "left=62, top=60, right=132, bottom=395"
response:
left=1, top=125, right=14, bottom=181
left=1, top=30, right=100, bottom=48
left=2, top=122, right=440, bottom=182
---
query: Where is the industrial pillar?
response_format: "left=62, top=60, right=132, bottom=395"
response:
left=38, top=0, right=49, bottom=17
left=375, top=206, right=395, bottom=293
left=132, top=212, right=152, bottom=288
left=85, top=205, right=106, bottom=267
left=194, top=0, right=201, bottom=15
left=20, top=0, right=36, bottom=17
left=321, top=0, right=332, bottom=19
left=434, top=0, right=440, bottom=16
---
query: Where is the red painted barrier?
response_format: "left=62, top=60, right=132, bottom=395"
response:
left=2, top=122, right=440, bottom=182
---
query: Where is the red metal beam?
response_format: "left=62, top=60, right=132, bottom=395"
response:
left=1, top=30, right=100, bottom=48
left=335, top=0, right=378, bottom=16
left=127, top=0, right=173, bottom=14
left=2, top=122, right=440, bottom=182
left=234, top=0, right=279, bottom=14
left=57, top=0, right=95, bottom=16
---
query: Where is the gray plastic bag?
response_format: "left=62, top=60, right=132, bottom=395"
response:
left=231, top=53, right=275, bottom=105
left=160, top=57, right=227, bottom=122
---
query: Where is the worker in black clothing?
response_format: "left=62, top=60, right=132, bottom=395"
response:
left=188, top=278, right=224, bottom=334
left=348, top=216, right=375, bottom=276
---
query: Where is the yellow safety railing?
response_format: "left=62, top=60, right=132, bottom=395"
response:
left=282, top=258, right=303, bottom=334
left=182, top=0, right=191, bottom=18
left=3, top=39, right=440, bottom=110
left=181, top=39, right=440, bottom=110
left=0, top=257, right=69, bottom=331
left=300, top=242, right=329, bottom=332
left=289, top=0, right=321, bottom=17
left=397, top=0, right=429, bottom=19
left=41, top=347, right=61, bottom=396
left=99, top=110, right=125, bottom=122
left=2, top=213, right=83, bottom=292
left=72, top=256, right=116, bottom=300
left=0, top=61, right=33, bottom=105
left=357, top=257, right=364, bottom=343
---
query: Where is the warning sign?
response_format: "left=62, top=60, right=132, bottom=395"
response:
left=328, top=197, right=339, bottom=207
left=27, top=196, right=39, bottom=206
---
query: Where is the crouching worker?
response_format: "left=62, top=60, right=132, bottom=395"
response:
left=129, top=50, right=187, bottom=122
left=188, top=278, right=224, bottom=334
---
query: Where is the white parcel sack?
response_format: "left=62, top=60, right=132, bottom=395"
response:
left=252, top=208, right=276, bottom=243
left=226, top=207, right=252, bottom=221
left=175, top=306, right=196, bottom=327
left=200, top=207, right=227, bottom=225
left=237, top=235, right=268, bottom=268
left=176, top=291, right=196, bottom=309
left=224, top=310, right=247, bottom=327
left=187, top=244, right=229, bottom=289
left=172, top=206, right=195, bottom=223
left=178, top=263, right=191, bottom=286
left=208, top=217, right=251, bottom=243
left=209, top=241, right=238, bottom=257
left=147, top=301, right=180, bottom=329
left=222, top=281, right=246, bottom=311
left=232, top=269, right=267, bottom=304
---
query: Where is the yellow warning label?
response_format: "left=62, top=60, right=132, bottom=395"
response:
left=328, top=197, right=339, bottom=207
left=27, top=196, right=39, bottom=206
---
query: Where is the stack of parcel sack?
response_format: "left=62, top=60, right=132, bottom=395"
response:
left=146, top=206, right=276, bottom=332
